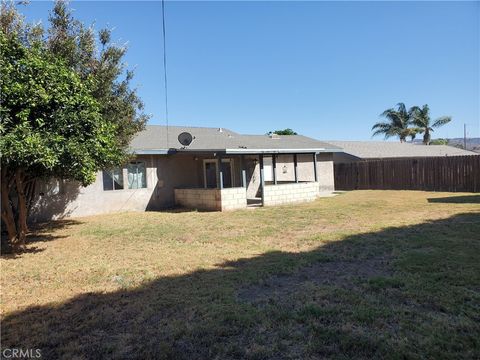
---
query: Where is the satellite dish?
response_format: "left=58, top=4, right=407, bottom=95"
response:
left=178, top=132, right=193, bottom=146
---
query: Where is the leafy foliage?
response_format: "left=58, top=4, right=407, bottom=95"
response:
left=372, top=103, right=452, bottom=144
left=372, top=103, right=417, bottom=142
left=429, top=138, right=449, bottom=146
left=46, top=1, right=148, bottom=147
left=0, top=33, right=121, bottom=185
left=410, top=104, right=452, bottom=145
left=0, top=1, right=148, bottom=251
left=268, top=128, right=298, bottom=135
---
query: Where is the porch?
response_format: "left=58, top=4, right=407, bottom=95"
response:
left=174, top=152, right=323, bottom=211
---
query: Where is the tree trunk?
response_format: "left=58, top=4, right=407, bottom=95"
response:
left=423, top=129, right=430, bottom=145
left=1, top=168, right=17, bottom=250
left=14, top=169, right=28, bottom=251
left=0, top=167, right=33, bottom=252
left=25, top=178, right=37, bottom=214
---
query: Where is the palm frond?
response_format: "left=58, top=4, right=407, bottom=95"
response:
left=380, top=108, right=395, bottom=118
left=374, top=103, right=418, bottom=141
left=432, top=116, right=451, bottom=128
left=409, top=106, right=421, bottom=118
left=372, top=122, right=391, bottom=131
left=422, top=104, right=429, bottom=113
left=409, top=105, right=421, bottom=113
left=411, top=104, right=430, bottom=127
left=396, top=103, right=407, bottom=115
left=372, top=128, right=393, bottom=139
left=410, top=127, right=424, bottom=134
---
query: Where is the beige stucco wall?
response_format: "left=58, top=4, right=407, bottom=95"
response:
left=29, top=154, right=246, bottom=221
left=28, top=152, right=335, bottom=221
left=245, top=156, right=260, bottom=198
left=316, top=153, right=335, bottom=192
left=274, top=154, right=316, bottom=182
left=30, top=155, right=160, bottom=221
left=245, top=154, right=334, bottom=197
left=274, top=155, right=296, bottom=182
left=30, top=154, right=209, bottom=221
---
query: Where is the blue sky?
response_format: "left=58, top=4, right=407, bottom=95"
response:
left=22, top=1, right=479, bottom=140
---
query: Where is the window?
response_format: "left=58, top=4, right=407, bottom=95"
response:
left=220, top=160, right=233, bottom=188
left=103, top=168, right=124, bottom=191
left=263, top=156, right=274, bottom=181
left=203, top=159, right=234, bottom=188
left=127, top=161, right=147, bottom=189
left=204, top=160, right=217, bottom=188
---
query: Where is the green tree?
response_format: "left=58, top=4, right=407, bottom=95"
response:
left=410, top=104, right=452, bottom=145
left=372, top=103, right=417, bottom=143
left=0, top=1, right=147, bottom=252
left=46, top=1, right=148, bottom=147
left=268, top=128, right=298, bottom=135
left=429, top=138, right=449, bottom=146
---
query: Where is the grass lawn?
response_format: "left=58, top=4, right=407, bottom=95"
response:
left=1, top=190, right=479, bottom=359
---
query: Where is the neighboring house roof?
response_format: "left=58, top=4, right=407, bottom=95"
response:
left=130, top=125, right=341, bottom=154
left=327, top=141, right=478, bottom=160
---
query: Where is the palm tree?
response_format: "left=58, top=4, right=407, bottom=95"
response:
left=410, top=104, right=451, bottom=145
left=372, top=103, right=417, bottom=143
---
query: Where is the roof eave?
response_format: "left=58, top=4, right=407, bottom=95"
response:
left=225, top=148, right=342, bottom=154
left=175, top=148, right=342, bottom=154
left=132, top=148, right=343, bottom=155
left=132, top=149, right=172, bottom=155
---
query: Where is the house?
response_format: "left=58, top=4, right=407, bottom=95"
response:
left=31, top=126, right=341, bottom=220
left=327, top=141, right=478, bottom=164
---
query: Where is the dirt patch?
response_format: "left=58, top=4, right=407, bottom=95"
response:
left=237, top=256, right=392, bottom=303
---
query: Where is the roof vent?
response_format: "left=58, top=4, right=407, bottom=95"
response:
left=218, top=128, right=223, bottom=132
left=269, top=133, right=281, bottom=139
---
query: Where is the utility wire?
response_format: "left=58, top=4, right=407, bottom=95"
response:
left=161, top=0, right=169, bottom=148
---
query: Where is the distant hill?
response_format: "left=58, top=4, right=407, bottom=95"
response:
left=412, top=138, right=480, bottom=153
left=446, top=138, right=480, bottom=152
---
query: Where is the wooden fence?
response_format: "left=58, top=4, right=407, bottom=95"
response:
left=334, top=155, right=480, bottom=192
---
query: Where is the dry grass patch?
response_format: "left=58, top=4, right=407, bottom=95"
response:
left=1, top=191, right=479, bottom=359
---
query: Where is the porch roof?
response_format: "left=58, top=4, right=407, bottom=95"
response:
left=130, top=125, right=342, bottom=155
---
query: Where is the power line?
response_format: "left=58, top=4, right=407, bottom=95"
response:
left=161, top=0, right=169, bottom=148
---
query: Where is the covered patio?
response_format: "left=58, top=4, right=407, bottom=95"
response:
left=174, top=151, right=323, bottom=211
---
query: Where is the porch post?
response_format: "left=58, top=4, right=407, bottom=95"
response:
left=259, top=154, right=265, bottom=206
left=240, top=155, right=247, bottom=188
left=313, top=153, right=318, bottom=182
left=218, top=154, right=224, bottom=189
left=272, top=154, right=277, bottom=185
left=293, top=154, right=298, bottom=183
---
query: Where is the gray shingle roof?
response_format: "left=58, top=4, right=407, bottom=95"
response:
left=130, top=125, right=341, bottom=154
left=327, top=141, right=478, bottom=159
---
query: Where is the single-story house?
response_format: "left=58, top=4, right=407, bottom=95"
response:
left=327, top=141, right=478, bottom=164
left=31, top=126, right=341, bottom=220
